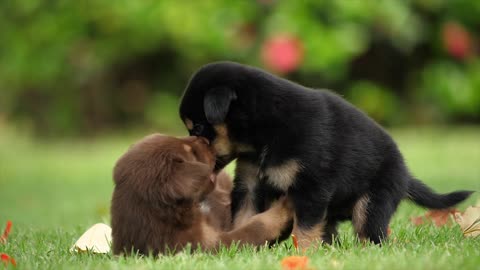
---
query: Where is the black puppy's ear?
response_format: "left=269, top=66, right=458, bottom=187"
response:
left=204, top=87, right=237, bottom=124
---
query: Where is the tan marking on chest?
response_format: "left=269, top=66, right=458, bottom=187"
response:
left=265, top=160, right=302, bottom=191
left=212, top=124, right=233, bottom=156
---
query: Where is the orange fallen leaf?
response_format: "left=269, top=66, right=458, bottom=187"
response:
left=410, top=209, right=458, bottom=227
left=291, top=234, right=298, bottom=249
left=0, top=220, right=12, bottom=244
left=454, top=206, right=480, bottom=237
left=281, top=256, right=309, bottom=270
left=1, top=253, right=16, bottom=267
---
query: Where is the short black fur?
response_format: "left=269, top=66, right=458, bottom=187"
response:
left=179, top=61, right=473, bottom=244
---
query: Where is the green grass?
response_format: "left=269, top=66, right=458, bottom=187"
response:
left=1, top=126, right=479, bottom=270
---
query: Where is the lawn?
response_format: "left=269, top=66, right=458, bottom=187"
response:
left=1, top=126, right=479, bottom=270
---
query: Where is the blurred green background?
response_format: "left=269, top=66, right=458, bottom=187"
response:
left=2, top=0, right=480, bottom=136
left=1, top=0, right=479, bottom=228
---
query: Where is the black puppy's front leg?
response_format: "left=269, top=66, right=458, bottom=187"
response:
left=290, top=180, right=331, bottom=249
left=231, top=184, right=255, bottom=228
left=231, top=159, right=260, bottom=228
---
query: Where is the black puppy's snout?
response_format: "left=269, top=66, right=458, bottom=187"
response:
left=191, top=123, right=204, bottom=136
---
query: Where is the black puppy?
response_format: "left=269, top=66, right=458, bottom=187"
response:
left=179, top=61, right=473, bottom=248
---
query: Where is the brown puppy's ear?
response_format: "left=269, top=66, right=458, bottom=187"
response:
left=113, top=150, right=177, bottom=204
left=204, top=87, right=237, bottom=124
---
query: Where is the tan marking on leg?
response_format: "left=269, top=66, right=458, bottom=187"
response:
left=235, top=160, right=258, bottom=191
left=352, top=194, right=370, bottom=240
left=184, top=118, right=193, bottom=130
left=265, top=159, right=302, bottom=191
left=232, top=160, right=259, bottom=228
left=212, top=124, right=233, bottom=156
left=292, top=216, right=325, bottom=249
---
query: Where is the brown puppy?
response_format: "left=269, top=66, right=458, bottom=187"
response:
left=111, top=134, right=292, bottom=255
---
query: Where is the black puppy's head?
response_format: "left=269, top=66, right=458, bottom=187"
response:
left=179, top=62, right=253, bottom=171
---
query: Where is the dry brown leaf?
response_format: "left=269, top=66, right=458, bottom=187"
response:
left=454, top=206, right=480, bottom=238
left=70, top=223, right=112, bottom=253
left=410, top=209, right=459, bottom=227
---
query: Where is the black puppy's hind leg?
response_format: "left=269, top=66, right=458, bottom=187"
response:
left=322, top=219, right=339, bottom=245
left=353, top=190, right=401, bottom=244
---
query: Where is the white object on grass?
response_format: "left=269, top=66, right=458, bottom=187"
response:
left=70, top=223, right=112, bottom=253
left=454, top=206, right=480, bottom=238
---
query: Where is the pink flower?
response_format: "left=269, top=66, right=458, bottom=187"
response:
left=261, top=34, right=304, bottom=74
left=442, top=21, right=473, bottom=60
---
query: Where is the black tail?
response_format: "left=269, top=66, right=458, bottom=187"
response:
left=407, top=178, right=474, bottom=209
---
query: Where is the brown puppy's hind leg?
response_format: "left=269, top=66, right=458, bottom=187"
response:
left=218, top=197, right=293, bottom=248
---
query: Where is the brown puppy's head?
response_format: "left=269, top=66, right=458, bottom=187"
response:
left=113, top=134, right=216, bottom=205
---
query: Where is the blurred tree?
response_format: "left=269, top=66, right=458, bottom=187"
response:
left=0, top=0, right=479, bottom=136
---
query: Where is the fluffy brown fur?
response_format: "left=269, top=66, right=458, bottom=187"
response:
left=111, top=134, right=292, bottom=255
